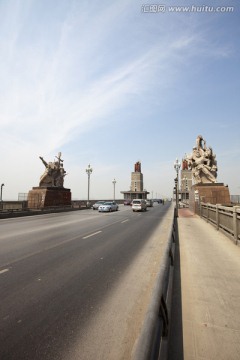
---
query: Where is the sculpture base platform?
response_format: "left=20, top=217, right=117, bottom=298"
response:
left=27, top=187, right=71, bottom=209
left=189, top=183, right=231, bottom=213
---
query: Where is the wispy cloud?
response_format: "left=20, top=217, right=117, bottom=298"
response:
left=1, top=2, right=231, bottom=148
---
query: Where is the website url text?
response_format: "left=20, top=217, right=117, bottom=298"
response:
left=141, top=4, right=234, bottom=13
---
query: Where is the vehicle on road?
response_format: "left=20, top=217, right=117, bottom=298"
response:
left=92, top=201, right=106, bottom=210
left=98, top=201, right=119, bottom=212
left=123, top=200, right=132, bottom=205
left=146, top=199, right=153, bottom=207
left=154, top=199, right=162, bottom=204
left=132, top=199, right=147, bottom=212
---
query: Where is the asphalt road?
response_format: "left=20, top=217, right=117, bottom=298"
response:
left=0, top=202, right=173, bottom=360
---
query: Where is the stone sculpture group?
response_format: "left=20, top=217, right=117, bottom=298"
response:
left=186, top=135, right=218, bottom=184
left=39, top=152, right=67, bottom=187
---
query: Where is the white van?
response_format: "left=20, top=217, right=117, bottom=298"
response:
left=132, top=199, right=147, bottom=212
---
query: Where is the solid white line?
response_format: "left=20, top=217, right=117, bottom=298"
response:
left=0, top=268, right=9, bottom=274
left=83, top=231, right=102, bottom=239
left=121, top=219, right=129, bottom=223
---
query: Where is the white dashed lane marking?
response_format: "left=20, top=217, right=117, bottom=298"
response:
left=82, top=231, right=102, bottom=239
left=0, top=268, right=9, bottom=275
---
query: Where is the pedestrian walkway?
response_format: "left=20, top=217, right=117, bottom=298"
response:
left=168, top=208, right=240, bottom=360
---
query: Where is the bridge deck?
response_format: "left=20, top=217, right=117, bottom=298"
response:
left=168, top=208, right=240, bottom=360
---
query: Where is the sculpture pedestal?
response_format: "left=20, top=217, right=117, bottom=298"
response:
left=27, top=187, right=71, bottom=209
left=189, top=183, right=231, bottom=213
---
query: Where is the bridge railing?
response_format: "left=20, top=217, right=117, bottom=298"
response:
left=200, top=203, right=240, bottom=245
left=133, top=205, right=176, bottom=360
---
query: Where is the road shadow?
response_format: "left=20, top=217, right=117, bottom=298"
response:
left=167, top=217, right=184, bottom=360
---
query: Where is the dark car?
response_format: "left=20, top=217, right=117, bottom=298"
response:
left=124, top=200, right=132, bottom=205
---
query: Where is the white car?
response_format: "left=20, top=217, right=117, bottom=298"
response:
left=92, top=201, right=106, bottom=210
left=132, top=199, right=147, bottom=212
left=98, top=201, right=119, bottom=212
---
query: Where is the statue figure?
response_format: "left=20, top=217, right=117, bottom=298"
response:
left=39, top=152, right=67, bottom=187
left=186, top=137, right=218, bottom=184
left=196, top=134, right=206, bottom=155
left=182, top=158, right=189, bottom=170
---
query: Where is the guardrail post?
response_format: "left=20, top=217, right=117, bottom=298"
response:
left=206, top=203, right=209, bottom=223
left=199, top=202, right=202, bottom=218
left=233, top=206, right=238, bottom=245
left=216, top=204, right=220, bottom=230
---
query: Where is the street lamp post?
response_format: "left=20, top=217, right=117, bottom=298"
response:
left=174, top=158, right=181, bottom=217
left=1, top=183, right=4, bottom=202
left=174, top=177, right=178, bottom=213
left=112, top=178, right=116, bottom=201
left=85, top=164, right=93, bottom=208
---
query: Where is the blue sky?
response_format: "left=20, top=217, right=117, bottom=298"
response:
left=0, top=0, right=239, bottom=200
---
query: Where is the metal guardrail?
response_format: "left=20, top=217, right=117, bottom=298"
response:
left=133, top=207, right=177, bottom=360
left=0, top=199, right=126, bottom=211
left=200, top=203, right=240, bottom=245
left=230, top=195, right=240, bottom=204
left=0, top=200, right=127, bottom=219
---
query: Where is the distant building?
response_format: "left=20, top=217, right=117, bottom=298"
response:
left=180, top=158, right=192, bottom=202
left=121, top=161, right=149, bottom=200
left=180, top=169, right=192, bottom=202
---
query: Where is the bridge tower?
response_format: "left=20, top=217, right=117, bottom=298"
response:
left=121, top=161, right=149, bottom=200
